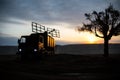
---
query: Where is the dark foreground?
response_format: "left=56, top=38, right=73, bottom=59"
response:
left=0, top=54, right=120, bottom=80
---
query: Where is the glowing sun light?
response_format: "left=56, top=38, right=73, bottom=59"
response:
left=88, top=36, right=96, bottom=43
left=86, top=34, right=97, bottom=43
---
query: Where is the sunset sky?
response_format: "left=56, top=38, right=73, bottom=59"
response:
left=0, top=0, right=120, bottom=45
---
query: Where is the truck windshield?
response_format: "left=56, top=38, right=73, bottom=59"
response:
left=20, top=37, right=26, bottom=43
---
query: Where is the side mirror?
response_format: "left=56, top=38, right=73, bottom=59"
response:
left=18, top=39, right=20, bottom=44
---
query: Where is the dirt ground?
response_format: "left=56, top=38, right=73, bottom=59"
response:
left=0, top=54, right=120, bottom=80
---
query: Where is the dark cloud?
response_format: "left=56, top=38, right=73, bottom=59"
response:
left=1, top=0, right=119, bottom=25
left=0, top=17, right=26, bottom=25
left=111, top=0, right=120, bottom=10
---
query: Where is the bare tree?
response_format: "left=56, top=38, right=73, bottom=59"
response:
left=77, top=5, right=120, bottom=57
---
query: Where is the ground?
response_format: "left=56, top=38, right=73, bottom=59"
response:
left=0, top=54, right=120, bottom=80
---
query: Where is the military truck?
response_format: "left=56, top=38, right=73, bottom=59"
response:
left=17, top=22, right=60, bottom=60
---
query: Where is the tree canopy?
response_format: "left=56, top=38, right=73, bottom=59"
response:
left=78, top=5, right=120, bottom=40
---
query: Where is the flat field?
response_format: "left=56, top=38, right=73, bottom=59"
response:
left=0, top=54, right=120, bottom=80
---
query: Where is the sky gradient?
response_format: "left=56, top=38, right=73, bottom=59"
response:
left=0, top=0, right=120, bottom=45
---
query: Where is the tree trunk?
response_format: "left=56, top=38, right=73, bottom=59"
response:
left=103, top=38, right=109, bottom=57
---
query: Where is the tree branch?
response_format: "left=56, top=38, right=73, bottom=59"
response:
left=108, top=23, right=120, bottom=40
left=94, top=27, right=104, bottom=38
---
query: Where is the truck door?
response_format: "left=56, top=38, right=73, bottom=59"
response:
left=38, top=35, right=44, bottom=50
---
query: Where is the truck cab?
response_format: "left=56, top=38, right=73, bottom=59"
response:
left=17, top=32, right=55, bottom=60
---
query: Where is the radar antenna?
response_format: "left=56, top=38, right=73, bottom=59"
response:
left=47, top=28, right=60, bottom=38
left=32, top=22, right=45, bottom=33
left=32, top=22, right=60, bottom=38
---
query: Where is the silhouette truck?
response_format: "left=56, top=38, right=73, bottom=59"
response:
left=17, top=22, right=60, bottom=60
